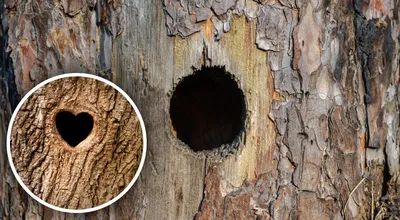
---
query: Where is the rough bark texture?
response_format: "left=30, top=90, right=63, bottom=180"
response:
left=10, top=77, right=143, bottom=210
left=0, top=0, right=398, bottom=219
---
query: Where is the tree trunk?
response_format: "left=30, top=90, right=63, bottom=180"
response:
left=0, top=0, right=399, bottom=219
left=10, top=77, right=143, bottom=210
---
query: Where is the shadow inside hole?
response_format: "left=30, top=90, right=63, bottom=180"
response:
left=170, top=66, right=246, bottom=152
left=56, top=111, right=94, bottom=147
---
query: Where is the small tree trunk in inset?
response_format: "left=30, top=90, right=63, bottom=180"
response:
left=10, top=77, right=143, bottom=210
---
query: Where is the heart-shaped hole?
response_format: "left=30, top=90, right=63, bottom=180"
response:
left=56, top=111, right=94, bottom=147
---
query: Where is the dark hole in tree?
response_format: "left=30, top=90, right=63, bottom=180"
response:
left=56, top=112, right=94, bottom=147
left=170, top=66, right=246, bottom=152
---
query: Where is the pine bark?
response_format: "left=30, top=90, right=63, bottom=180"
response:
left=0, top=0, right=399, bottom=219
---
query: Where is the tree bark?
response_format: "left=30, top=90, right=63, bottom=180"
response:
left=0, top=0, right=399, bottom=219
left=10, top=77, right=143, bottom=210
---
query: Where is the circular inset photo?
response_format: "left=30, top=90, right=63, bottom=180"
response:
left=7, top=73, right=146, bottom=213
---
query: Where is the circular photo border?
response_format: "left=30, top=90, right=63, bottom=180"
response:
left=6, top=73, right=147, bottom=213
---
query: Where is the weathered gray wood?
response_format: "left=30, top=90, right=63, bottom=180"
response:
left=0, top=0, right=399, bottom=219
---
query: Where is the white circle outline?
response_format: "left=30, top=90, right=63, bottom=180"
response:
left=6, top=73, right=147, bottom=213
